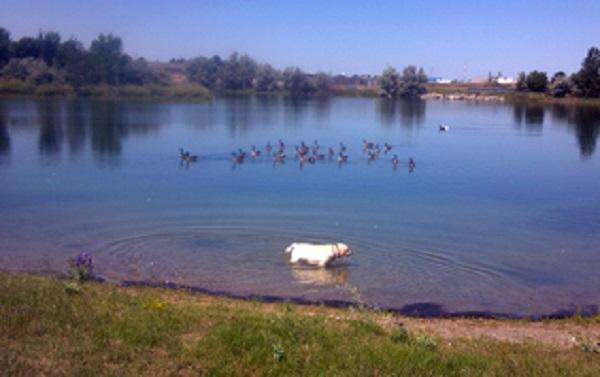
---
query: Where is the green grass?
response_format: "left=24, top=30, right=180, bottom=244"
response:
left=1, top=273, right=599, bottom=376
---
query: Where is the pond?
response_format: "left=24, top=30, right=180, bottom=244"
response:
left=1, top=95, right=599, bottom=317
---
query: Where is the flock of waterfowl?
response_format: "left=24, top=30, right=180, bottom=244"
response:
left=179, top=138, right=420, bottom=171
left=178, top=124, right=452, bottom=170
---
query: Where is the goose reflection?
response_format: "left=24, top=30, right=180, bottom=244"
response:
left=291, top=266, right=350, bottom=286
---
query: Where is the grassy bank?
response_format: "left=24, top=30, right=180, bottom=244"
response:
left=0, top=81, right=212, bottom=101
left=1, top=273, right=599, bottom=376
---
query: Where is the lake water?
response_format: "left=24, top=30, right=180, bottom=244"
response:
left=1, top=96, right=599, bottom=317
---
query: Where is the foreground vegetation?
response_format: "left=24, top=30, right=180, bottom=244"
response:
left=1, top=273, right=599, bottom=376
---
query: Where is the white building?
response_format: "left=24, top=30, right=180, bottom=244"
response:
left=496, top=76, right=516, bottom=85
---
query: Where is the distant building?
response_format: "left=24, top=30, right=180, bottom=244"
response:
left=148, top=62, right=188, bottom=84
left=496, top=76, right=516, bottom=85
left=428, top=77, right=452, bottom=84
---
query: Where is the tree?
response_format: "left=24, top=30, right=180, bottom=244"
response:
left=255, top=63, right=278, bottom=92
left=11, top=37, right=40, bottom=59
left=313, top=72, right=332, bottom=94
left=378, top=66, right=400, bottom=98
left=515, top=72, right=527, bottom=91
left=56, top=38, right=87, bottom=86
left=0, top=27, right=10, bottom=67
left=120, top=57, right=167, bottom=85
left=88, top=34, right=127, bottom=85
left=548, top=71, right=573, bottom=98
left=572, top=47, right=600, bottom=98
left=186, top=55, right=224, bottom=89
left=36, top=31, right=61, bottom=66
left=525, top=71, right=548, bottom=92
left=398, top=65, right=427, bottom=97
left=222, top=52, right=257, bottom=90
left=282, top=67, right=315, bottom=95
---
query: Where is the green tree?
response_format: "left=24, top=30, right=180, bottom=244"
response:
left=515, top=72, right=527, bottom=91
left=525, top=71, right=548, bottom=92
left=399, top=65, right=427, bottom=97
left=572, top=47, right=600, bottom=98
left=36, top=31, right=61, bottom=66
left=548, top=71, right=573, bottom=98
left=255, top=63, right=279, bottom=92
left=186, top=55, right=224, bottom=89
left=56, top=38, right=87, bottom=86
left=11, top=37, right=40, bottom=59
left=0, top=27, right=10, bottom=67
left=88, top=34, right=127, bottom=85
left=222, top=52, right=257, bottom=90
left=377, top=66, right=400, bottom=98
left=313, top=72, right=333, bottom=94
left=282, top=67, right=315, bottom=95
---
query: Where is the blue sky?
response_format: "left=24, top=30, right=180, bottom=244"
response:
left=1, top=0, right=598, bottom=78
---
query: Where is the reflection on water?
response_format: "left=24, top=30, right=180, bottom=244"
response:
left=0, top=103, right=9, bottom=161
left=37, top=101, right=64, bottom=158
left=377, top=98, right=425, bottom=127
left=291, top=266, right=349, bottom=286
left=551, top=105, right=600, bottom=158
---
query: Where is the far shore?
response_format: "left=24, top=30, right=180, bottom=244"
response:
left=2, top=82, right=600, bottom=107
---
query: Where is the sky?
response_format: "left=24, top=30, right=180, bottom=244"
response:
left=1, top=0, right=599, bottom=78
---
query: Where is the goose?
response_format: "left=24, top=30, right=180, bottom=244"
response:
left=408, top=158, right=416, bottom=167
left=328, top=147, right=335, bottom=158
left=362, top=139, right=374, bottom=149
left=251, top=145, right=261, bottom=158
left=373, top=144, right=381, bottom=155
left=313, top=139, right=320, bottom=150
left=278, top=139, right=285, bottom=150
left=179, top=148, right=197, bottom=162
left=232, top=149, right=246, bottom=163
left=339, top=142, right=347, bottom=153
left=367, top=151, right=376, bottom=161
left=312, top=150, right=325, bottom=160
left=273, top=152, right=286, bottom=162
left=383, top=143, right=392, bottom=153
left=439, top=124, right=449, bottom=132
left=391, top=154, right=399, bottom=166
left=337, top=152, right=348, bottom=162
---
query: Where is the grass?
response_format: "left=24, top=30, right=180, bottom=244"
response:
left=0, top=81, right=212, bottom=101
left=1, top=273, right=599, bottom=376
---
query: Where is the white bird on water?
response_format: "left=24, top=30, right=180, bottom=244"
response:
left=439, top=124, right=450, bottom=132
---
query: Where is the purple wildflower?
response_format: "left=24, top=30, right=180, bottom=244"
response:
left=68, top=252, right=94, bottom=281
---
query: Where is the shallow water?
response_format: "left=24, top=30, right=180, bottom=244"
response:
left=1, top=96, right=599, bottom=316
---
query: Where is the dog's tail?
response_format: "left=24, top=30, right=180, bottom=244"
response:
left=284, top=243, right=296, bottom=254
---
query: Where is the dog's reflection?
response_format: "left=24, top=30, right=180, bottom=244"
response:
left=291, top=266, right=350, bottom=286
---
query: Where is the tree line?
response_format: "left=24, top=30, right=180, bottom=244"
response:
left=0, top=26, right=429, bottom=98
left=515, top=47, right=600, bottom=98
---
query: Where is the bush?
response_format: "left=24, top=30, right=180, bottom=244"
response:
left=414, top=335, right=438, bottom=351
left=390, top=326, right=410, bottom=343
left=526, top=71, right=548, bottom=92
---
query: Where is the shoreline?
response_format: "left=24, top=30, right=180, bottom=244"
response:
left=2, top=85, right=600, bottom=107
left=2, top=272, right=599, bottom=376
left=7, top=269, right=598, bottom=320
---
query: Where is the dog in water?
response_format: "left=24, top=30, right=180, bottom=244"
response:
left=284, top=242, right=352, bottom=267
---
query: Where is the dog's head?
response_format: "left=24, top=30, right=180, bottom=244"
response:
left=335, top=243, right=352, bottom=257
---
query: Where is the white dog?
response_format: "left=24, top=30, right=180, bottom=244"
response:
left=284, top=242, right=352, bottom=267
